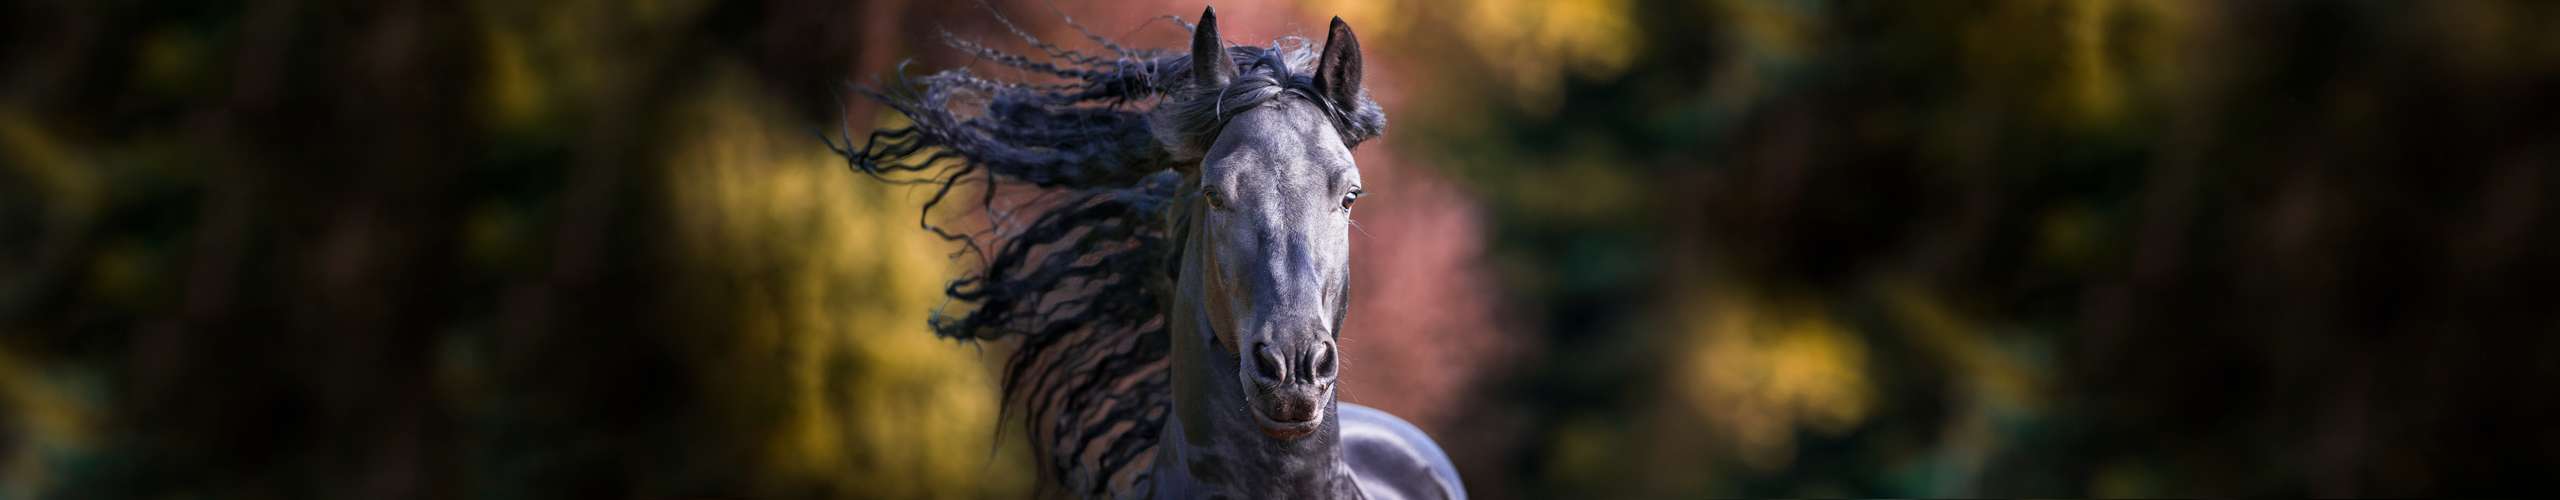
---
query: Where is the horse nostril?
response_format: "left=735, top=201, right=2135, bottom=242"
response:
left=1313, top=341, right=1337, bottom=379
left=1254, top=342, right=1286, bottom=381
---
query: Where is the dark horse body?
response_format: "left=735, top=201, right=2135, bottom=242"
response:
left=829, top=6, right=1460, bottom=499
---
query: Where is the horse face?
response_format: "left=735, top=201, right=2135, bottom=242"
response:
left=1181, top=7, right=1368, bottom=442
left=1194, top=97, right=1362, bottom=440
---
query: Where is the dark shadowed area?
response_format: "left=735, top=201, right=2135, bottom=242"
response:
left=2, top=0, right=2555, bottom=498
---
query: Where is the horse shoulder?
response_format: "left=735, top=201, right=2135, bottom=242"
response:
left=1338, top=403, right=1466, bottom=500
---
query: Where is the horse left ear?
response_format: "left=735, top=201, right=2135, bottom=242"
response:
left=1314, top=17, right=1363, bottom=111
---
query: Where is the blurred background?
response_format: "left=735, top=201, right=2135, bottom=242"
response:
left=4, top=0, right=2558, bottom=498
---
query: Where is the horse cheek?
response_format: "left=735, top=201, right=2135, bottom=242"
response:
left=1203, top=252, right=1242, bottom=354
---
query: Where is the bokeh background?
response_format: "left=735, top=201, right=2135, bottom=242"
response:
left=5, top=0, right=2558, bottom=498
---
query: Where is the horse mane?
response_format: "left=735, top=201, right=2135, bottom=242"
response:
left=822, top=10, right=1384, bottom=497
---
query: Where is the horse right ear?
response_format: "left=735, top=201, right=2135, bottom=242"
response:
left=1191, top=6, right=1235, bottom=89
left=1314, top=17, right=1363, bottom=113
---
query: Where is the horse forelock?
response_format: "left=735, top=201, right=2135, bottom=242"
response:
left=1153, top=40, right=1386, bottom=164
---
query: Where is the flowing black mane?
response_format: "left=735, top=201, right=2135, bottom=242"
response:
left=822, top=11, right=1384, bottom=497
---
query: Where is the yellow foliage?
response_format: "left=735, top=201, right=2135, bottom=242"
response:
left=480, top=27, right=547, bottom=134
left=1463, top=0, right=1642, bottom=102
left=0, top=347, right=97, bottom=500
left=657, top=71, right=1031, bottom=498
left=0, top=107, right=100, bottom=225
left=1710, top=0, right=1820, bottom=62
left=1676, top=289, right=1874, bottom=472
left=1960, top=0, right=2194, bottom=130
left=1878, top=281, right=2045, bottom=411
left=1306, top=0, right=1641, bottom=112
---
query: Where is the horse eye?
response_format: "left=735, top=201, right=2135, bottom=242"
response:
left=1202, top=187, right=1226, bottom=209
left=1341, top=188, right=1363, bottom=211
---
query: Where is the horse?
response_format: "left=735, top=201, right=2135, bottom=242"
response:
left=825, top=6, right=1464, bottom=499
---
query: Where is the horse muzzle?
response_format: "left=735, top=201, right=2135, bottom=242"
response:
left=1247, top=339, right=1338, bottom=440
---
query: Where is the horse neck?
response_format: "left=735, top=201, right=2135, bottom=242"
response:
left=1153, top=189, right=1360, bottom=498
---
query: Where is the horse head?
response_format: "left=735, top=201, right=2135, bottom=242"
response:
left=1175, top=6, right=1369, bottom=442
